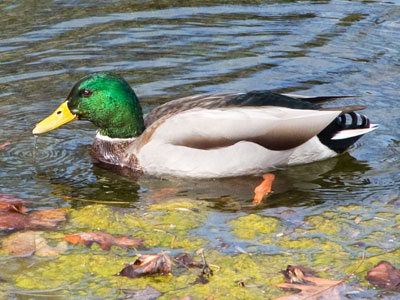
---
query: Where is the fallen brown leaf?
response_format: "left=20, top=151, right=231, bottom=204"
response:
left=175, top=253, right=202, bottom=268
left=28, top=209, right=67, bottom=229
left=118, top=252, right=172, bottom=278
left=365, top=261, right=400, bottom=291
left=281, top=265, right=316, bottom=284
left=64, top=231, right=144, bottom=250
left=0, top=207, right=66, bottom=233
left=2, top=231, right=67, bottom=257
left=275, top=265, right=346, bottom=300
left=0, top=194, right=30, bottom=214
left=275, top=278, right=344, bottom=300
left=122, top=285, right=163, bottom=300
left=0, top=212, right=28, bottom=232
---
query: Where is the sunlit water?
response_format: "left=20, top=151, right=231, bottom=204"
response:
left=1, top=0, right=400, bottom=298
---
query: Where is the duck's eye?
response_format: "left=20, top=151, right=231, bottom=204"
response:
left=80, top=89, right=93, bottom=97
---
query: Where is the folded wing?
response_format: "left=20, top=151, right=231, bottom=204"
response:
left=148, top=107, right=342, bottom=151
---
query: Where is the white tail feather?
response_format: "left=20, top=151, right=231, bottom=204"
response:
left=331, top=124, right=378, bottom=140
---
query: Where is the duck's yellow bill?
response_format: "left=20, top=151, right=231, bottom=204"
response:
left=32, top=101, right=78, bottom=135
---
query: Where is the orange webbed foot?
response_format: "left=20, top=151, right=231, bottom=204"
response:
left=253, top=173, right=275, bottom=204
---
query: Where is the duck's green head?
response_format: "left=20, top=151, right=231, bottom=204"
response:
left=32, top=72, right=145, bottom=138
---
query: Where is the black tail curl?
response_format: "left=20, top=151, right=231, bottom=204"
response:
left=318, top=112, right=371, bottom=153
left=336, top=112, right=370, bottom=129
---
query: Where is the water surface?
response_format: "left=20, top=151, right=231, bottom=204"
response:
left=1, top=0, right=400, bottom=299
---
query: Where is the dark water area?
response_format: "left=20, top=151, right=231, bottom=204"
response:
left=1, top=0, right=400, bottom=299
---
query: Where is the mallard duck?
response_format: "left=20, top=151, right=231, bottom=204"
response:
left=32, top=72, right=377, bottom=178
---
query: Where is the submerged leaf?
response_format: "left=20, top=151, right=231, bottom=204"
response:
left=2, top=231, right=67, bottom=257
left=64, top=231, right=144, bottom=250
left=118, top=252, right=172, bottom=278
left=122, top=285, right=162, bottom=300
left=0, top=196, right=66, bottom=233
left=28, top=209, right=67, bottom=229
left=365, top=261, right=400, bottom=291
left=0, top=212, right=28, bottom=232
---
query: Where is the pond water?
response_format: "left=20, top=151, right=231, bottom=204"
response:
left=1, top=0, right=400, bottom=299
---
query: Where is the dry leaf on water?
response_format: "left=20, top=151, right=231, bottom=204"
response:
left=64, top=231, right=144, bottom=250
left=0, top=208, right=66, bottom=232
left=175, top=253, right=202, bottom=268
left=281, top=265, right=316, bottom=283
left=365, top=260, right=400, bottom=291
left=118, top=252, right=172, bottom=278
left=274, top=265, right=346, bottom=300
left=0, top=194, right=30, bottom=214
left=122, top=285, right=162, bottom=300
left=2, top=231, right=67, bottom=257
left=0, top=195, right=66, bottom=233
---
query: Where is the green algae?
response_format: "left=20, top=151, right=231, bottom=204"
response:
left=229, top=214, right=280, bottom=240
left=337, top=204, right=364, bottom=212
left=15, top=253, right=127, bottom=291
left=13, top=250, right=289, bottom=300
left=277, top=237, right=320, bottom=250
left=68, top=199, right=208, bottom=250
left=306, top=215, right=341, bottom=236
left=5, top=200, right=400, bottom=299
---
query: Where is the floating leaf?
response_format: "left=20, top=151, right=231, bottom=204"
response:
left=122, top=285, right=163, bottom=300
left=275, top=265, right=345, bottom=300
left=281, top=265, right=316, bottom=283
left=64, top=231, right=144, bottom=250
left=171, top=296, right=192, bottom=300
left=0, top=194, right=30, bottom=214
left=365, top=261, right=400, bottom=291
left=0, top=206, right=66, bottom=233
left=175, top=253, right=202, bottom=268
left=118, top=252, right=172, bottom=278
left=2, top=231, right=67, bottom=257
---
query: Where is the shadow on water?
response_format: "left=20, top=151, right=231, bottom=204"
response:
left=47, top=150, right=373, bottom=213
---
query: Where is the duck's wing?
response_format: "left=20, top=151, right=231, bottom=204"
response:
left=283, top=93, right=355, bottom=103
left=140, top=106, right=342, bottom=151
left=144, top=93, right=241, bottom=127
left=144, top=91, right=359, bottom=127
